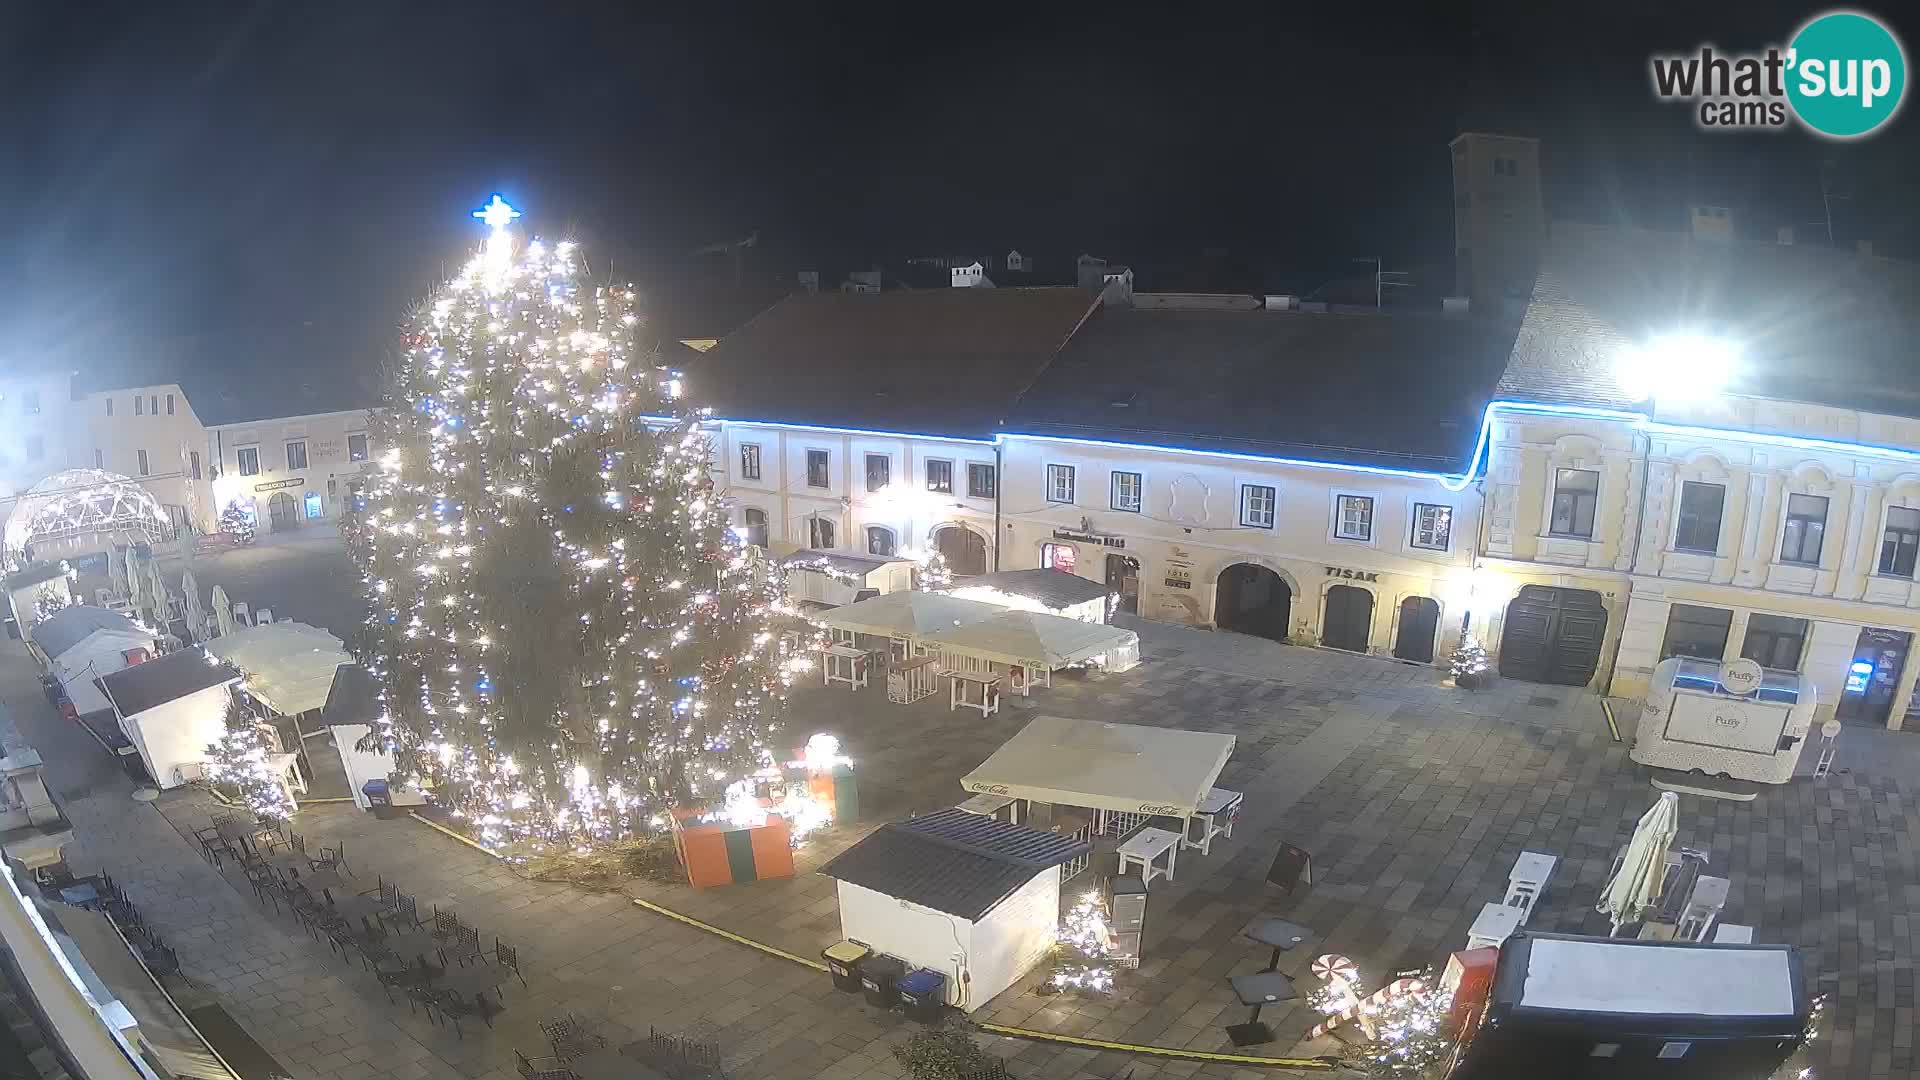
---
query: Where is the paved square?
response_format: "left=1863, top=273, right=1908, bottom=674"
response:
left=8, top=613, right=1908, bottom=1079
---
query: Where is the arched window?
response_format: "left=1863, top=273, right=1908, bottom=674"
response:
left=866, top=526, right=896, bottom=557
left=741, top=507, right=768, bottom=547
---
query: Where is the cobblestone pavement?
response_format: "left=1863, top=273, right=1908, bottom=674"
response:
left=7, top=615, right=1912, bottom=1079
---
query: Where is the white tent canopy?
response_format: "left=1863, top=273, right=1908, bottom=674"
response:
left=52, top=629, right=154, bottom=716
left=923, top=609, right=1138, bottom=669
left=960, top=715, right=1235, bottom=818
left=813, top=591, right=1004, bottom=640
left=206, top=621, right=352, bottom=716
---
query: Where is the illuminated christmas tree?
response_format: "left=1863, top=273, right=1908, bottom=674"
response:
left=349, top=196, right=802, bottom=849
left=1047, top=891, right=1117, bottom=993
left=205, top=696, right=296, bottom=822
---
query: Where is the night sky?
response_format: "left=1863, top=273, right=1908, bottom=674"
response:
left=1, top=1, right=1913, bottom=389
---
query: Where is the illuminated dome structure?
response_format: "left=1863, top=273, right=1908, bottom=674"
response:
left=2, top=469, right=171, bottom=567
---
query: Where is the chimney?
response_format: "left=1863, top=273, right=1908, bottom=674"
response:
left=1690, top=205, right=1734, bottom=244
left=1442, top=296, right=1470, bottom=315
left=1777, top=226, right=1794, bottom=246
left=1264, top=295, right=1295, bottom=311
left=1858, top=239, right=1876, bottom=258
left=1099, top=268, right=1134, bottom=306
left=797, top=269, right=820, bottom=293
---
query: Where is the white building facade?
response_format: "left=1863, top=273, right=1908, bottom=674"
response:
left=72, top=382, right=216, bottom=534
left=207, top=409, right=377, bottom=532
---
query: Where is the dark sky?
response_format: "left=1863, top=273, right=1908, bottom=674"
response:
left=0, top=1, right=1913, bottom=387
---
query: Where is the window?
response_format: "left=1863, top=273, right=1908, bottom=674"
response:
left=190, top=451, right=201, bottom=479
left=136, top=449, right=149, bottom=476
left=286, top=440, right=308, bottom=470
left=1110, top=471, right=1142, bottom=513
left=327, top=478, right=337, bottom=495
left=865, top=454, right=891, bottom=492
left=866, top=526, right=896, bottom=556
left=1879, top=507, right=1920, bottom=577
left=1241, top=484, right=1276, bottom=528
left=1040, top=542, right=1077, bottom=572
left=741, top=507, right=768, bottom=547
left=807, top=515, right=836, bottom=549
left=1493, top=156, right=1518, bottom=176
left=166, top=393, right=175, bottom=415
left=237, top=447, right=260, bottom=476
left=967, top=462, right=996, bottom=499
left=1046, top=464, right=1075, bottom=503
left=1550, top=468, right=1599, bottom=538
left=739, top=442, right=762, bottom=480
left=925, top=458, right=952, bottom=494
left=1779, top=493, right=1828, bottom=565
left=105, top=397, right=113, bottom=417
left=93, top=449, right=104, bottom=469
left=149, top=395, right=158, bottom=415
left=1411, top=503, right=1452, bottom=551
left=25, top=435, right=41, bottom=460
left=1742, top=614, right=1809, bottom=671
left=134, top=395, right=144, bottom=416
left=806, top=449, right=830, bottom=489
left=20, top=389, right=36, bottom=415
left=1335, top=494, right=1374, bottom=541
left=1673, top=481, right=1726, bottom=553
left=1660, top=604, right=1732, bottom=661
left=348, top=434, right=369, bottom=462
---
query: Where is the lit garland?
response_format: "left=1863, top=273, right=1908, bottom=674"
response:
left=1449, top=634, right=1490, bottom=679
left=1048, top=891, right=1116, bottom=993
left=346, top=197, right=806, bottom=851
left=219, top=501, right=257, bottom=545
left=205, top=695, right=297, bottom=822
left=911, top=547, right=953, bottom=591
left=1311, top=965, right=1455, bottom=1078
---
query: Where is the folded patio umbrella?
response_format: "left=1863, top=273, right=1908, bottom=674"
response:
left=1598, top=791, right=1678, bottom=936
left=182, top=571, right=204, bottom=642
left=211, top=585, right=236, bottom=638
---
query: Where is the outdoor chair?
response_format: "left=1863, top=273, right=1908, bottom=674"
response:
left=542, top=1017, right=606, bottom=1062
left=145, top=944, right=181, bottom=978
left=400, top=984, right=443, bottom=1025
left=444, top=925, right=483, bottom=967
left=431, top=905, right=462, bottom=942
left=495, top=938, right=526, bottom=987
left=310, top=842, right=348, bottom=876
left=435, top=988, right=499, bottom=1038
left=286, top=833, right=308, bottom=859
left=380, top=893, right=422, bottom=931
left=373, top=885, right=406, bottom=923
left=516, top=1051, right=578, bottom=1080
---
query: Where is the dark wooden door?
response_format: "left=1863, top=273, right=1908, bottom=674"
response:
left=1498, top=585, right=1606, bottom=686
left=1394, top=596, right=1440, bottom=663
left=1321, top=585, right=1374, bottom=653
left=936, top=528, right=988, bottom=576
left=268, top=492, right=300, bottom=533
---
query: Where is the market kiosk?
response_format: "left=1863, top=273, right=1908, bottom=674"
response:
left=1633, top=657, right=1816, bottom=783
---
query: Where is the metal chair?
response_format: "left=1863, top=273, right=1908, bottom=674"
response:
left=380, top=893, right=421, bottom=931
left=431, top=905, right=462, bottom=943
left=515, top=1051, right=577, bottom=1080
left=443, top=925, right=483, bottom=967
left=495, top=938, right=526, bottom=987
left=436, top=988, right=498, bottom=1038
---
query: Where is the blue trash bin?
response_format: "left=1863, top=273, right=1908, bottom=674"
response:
left=897, top=969, right=948, bottom=1023
left=362, top=779, right=398, bottom=819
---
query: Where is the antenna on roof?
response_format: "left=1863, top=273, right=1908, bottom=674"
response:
left=1352, top=257, right=1413, bottom=311
left=1809, top=160, right=1851, bottom=247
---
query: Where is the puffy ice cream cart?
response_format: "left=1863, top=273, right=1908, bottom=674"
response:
left=1632, top=657, right=1816, bottom=783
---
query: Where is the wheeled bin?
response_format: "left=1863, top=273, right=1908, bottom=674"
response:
left=897, top=969, right=948, bottom=1022
left=859, top=955, right=906, bottom=1009
left=823, top=940, right=870, bottom=993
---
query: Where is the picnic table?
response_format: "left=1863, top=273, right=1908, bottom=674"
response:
left=940, top=669, right=1001, bottom=716
left=1184, top=786, right=1243, bottom=854
left=1116, top=827, right=1182, bottom=887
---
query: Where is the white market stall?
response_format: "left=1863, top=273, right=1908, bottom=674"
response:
left=922, top=609, right=1140, bottom=697
left=945, top=568, right=1113, bottom=624
left=207, top=622, right=355, bottom=797
left=50, top=629, right=157, bottom=718
left=321, top=662, right=425, bottom=812
left=1633, top=657, right=1817, bottom=784
left=781, top=552, right=914, bottom=610
left=97, top=646, right=245, bottom=789
left=961, top=715, right=1237, bottom=883
left=820, top=808, right=1089, bottom=1012
left=26, top=605, right=144, bottom=668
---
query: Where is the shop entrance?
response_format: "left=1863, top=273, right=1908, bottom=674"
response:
left=1393, top=596, right=1441, bottom=663
left=934, top=526, right=988, bottom=576
left=1838, top=627, right=1912, bottom=728
left=267, top=491, right=300, bottom=533
left=1499, top=585, right=1607, bottom=686
left=1215, top=564, right=1291, bottom=642
left=1322, top=585, right=1374, bottom=653
left=1105, top=554, right=1140, bottom=615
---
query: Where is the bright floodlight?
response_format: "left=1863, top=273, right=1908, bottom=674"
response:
left=1614, top=334, right=1739, bottom=404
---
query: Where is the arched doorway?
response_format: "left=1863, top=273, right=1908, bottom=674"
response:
left=1105, top=554, right=1140, bottom=615
left=1322, top=585, right=1374, bottom=652
left=1215, top=563, right=1291, bottom=642
left=1393, top=596, right=1441, bottom=663
left=267, top=492, right=300, bottom=533
left=935, top=526, right=988, bottom=576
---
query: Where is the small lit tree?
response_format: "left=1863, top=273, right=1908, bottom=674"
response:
left=1448, top=634, right=1490, bottom=689
left=205, top=696, right=295, bottom=822
left=1047, top=890, right=1117, bottom=993
left=1338, top=976, right=1454, bottom=1078
left=219, top=502, right=256, bottom=545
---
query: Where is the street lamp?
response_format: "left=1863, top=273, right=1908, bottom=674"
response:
left=1614, top=333, right=1740, bottom=404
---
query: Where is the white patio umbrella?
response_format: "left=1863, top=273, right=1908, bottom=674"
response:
left=125, top=552, right=144, bottom=613
left=1598, top=791, right=1679, bottom=936
left=182, top=570, right=204, bottom=642
left=146, top=560, right=170, bottom=623
left=211, top=585, right=236, bottom=638
left=108, top=546, right=128, bottom=601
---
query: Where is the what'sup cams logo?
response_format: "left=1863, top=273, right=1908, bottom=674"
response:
left=1651, top=10, right=1906, bottom=138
